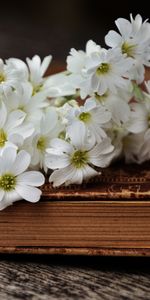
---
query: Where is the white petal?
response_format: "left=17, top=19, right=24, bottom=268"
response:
left=49, top=138, right=73, bottom=154
left=11, top=150, right=31, bottom=176
left=49, top=165, right=76, bottom=187
left=45, top=73, right=76, bottom=97
left=26, top=55, right=41, bottom=84
left=8, top=133, right=24, bottom=147
left=7, top=58, right=29, bottom=79
left=0, top=147, right=17, bottom=173
left=127, top=104, right=147, bottom=133
left=16, top=184, right=42, bottom=202
left=65, top=168, right=84, bottom=185
left=45, top=153, right=70, bottom=169
left=41, top=107, right=58, bottom=134
left=17, top=171, right=45, bottom=186
left=92, top=107, right=111, bottom=124
left=86, top=40, right=101, bottom=55
left=40, top=55, right=52, bottom=76
left=0, top=101, right=7, bottom=128
left=84, top=98, right=97, bottom=111
left=89, top=138, right=114, bottom=157
left=90, top=154, right=113, bottom=168
left=107, top=97, right=130, bottom=124
left=67, top=121, right=87, bottom=149
left=89, top=123, right=106, bottom=143
left=0, top=191, right=21, bottom=211
left=12, top=123, right=34, bottom=139
left=5, top=110, right=25, bottom=132
left=82, top=165, right=99, bottom=180
left=0, top=190, right=5, bottom=202
left=105, top=30, right=122, bottom=47
left=31, top=148, right=40, bottom=166
left=115, top=18, right=132, bottom=38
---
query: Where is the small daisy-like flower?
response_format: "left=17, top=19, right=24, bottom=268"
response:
left=7, top=55, right=52, bottom=96
left=0, top=101, right=34, bottom=154
left=45, top=122, right=114, bottom=187
left=67, top=40, right=101, bottom=74
left=0, top=59, right=20, bottom=95
left=67, top=98, right=111, bottom=142
left=67, top=46, right=133, bottom=98
left=8, top=56, right=75, bottom=98
left=81, top=48, right=133, bottom=97
left=89, top=88, right=132, bottom=126
left=5, top=82, right=49, bottom=126
left=29, top=107, right=62, bottom=172
left=123, top=132, right=145, bottom=164
left=26, top=55, right=52, bottom=95
left=105, top=14, right=150, bottom=83
left=0, top=147, right=45, bottom=210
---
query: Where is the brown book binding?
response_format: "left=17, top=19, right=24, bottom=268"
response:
left=0, top=162, right=150, bottom=256
left=42, top=162, right=150, bottom=200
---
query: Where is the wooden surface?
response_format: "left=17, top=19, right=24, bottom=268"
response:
left=0, top=255, right=150, bottom=299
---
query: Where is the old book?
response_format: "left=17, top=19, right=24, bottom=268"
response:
left=0, top=161, right=150, bottom=256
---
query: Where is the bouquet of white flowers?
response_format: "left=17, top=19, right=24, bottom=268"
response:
left=0, top=14, right=150, bottom=210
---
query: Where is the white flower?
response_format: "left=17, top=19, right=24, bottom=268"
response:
left=8, top=56, right=76, bottom=98
left=123, top=133, right=145, bottom=164
left=0, top=101, right=34, bottom=154
left=82, top=48, right=133, bottom=96
left=44, top=72, right=76, bottom=98
left=68, top=46, right=133, bottom=98
left=45, top=122, right=114, bottom=187
left=106, top=100, right=147, bottom=155
left=67, top=40, right=101, bottom=74
left=28, top=107, right=62, bottom=172
left=90, top=89, right=132, bottom=126
left=0, top=59, right=20, bottom=95
left=0, top=147, right=45, bottom=210
left=7, top=55, right=52, bottom=96
left=56, top=101, right=79, bottom=126
left=4, top=82, right=48, bottom=126
left=67, top=98, right=111, bottom=142
left=26, top=55, right=52, bottom=89
left=105, top=14, right=150, bottom=83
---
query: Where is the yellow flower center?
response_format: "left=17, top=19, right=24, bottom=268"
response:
left=79, top=112, right=91, bottom=123
left=0, top=173, right=16, bottom=191
left=71, top=150, right=88, bottom=168
left=96, top=63, right=110, bottom=75
left=32, top=84, right=43, bottom=96
left=0, top=129, right=7, bottom=148
left=0, top=73, right=5, bottom=83
left=95, top=91, right=109, bottom=102
left=58, top=131, right=66, bottom=140
left=121, top=42, right=136, bottom=58
left=37, top=136, right=47, bottom=152
left=18, top=106, right=26, bottom=113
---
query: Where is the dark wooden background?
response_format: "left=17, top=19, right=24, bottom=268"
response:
left=0, top=0, right=149, bottom=61
left=0, top=255, right=150, bottom=299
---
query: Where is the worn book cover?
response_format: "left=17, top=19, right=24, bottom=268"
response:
left=0, top=161, right=150, bottom=256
